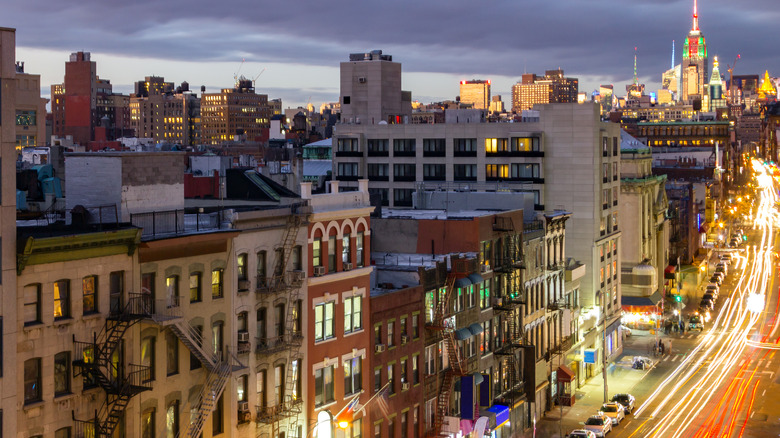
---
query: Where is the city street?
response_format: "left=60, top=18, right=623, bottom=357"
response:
left=534, top=160, right=780, bottom=438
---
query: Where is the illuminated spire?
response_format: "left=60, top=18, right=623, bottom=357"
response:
left=692, top=0, right=699, bottom=31
left=672, top=40, right=675, bottom=70
left=634, top=47, right=639, bottom=85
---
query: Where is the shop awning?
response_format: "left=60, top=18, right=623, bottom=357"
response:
left=557, top=365, right=575, bottom=382
left=455, top=328, right=473, bottom=340
left=467, top=273, right=484, bottom=284
left=664, top=265, right=677, bottom=279
left=486, top=404, right=510, bottom=428
left=468, top=323, right=484, bottom=336
left=455, top=277, right=473, bottom=288
left=621, top=290, right=663, bottom=312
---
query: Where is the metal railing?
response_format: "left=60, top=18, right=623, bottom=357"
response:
left=130, top=209, right=222, bottom=239
left=255, top=332, right=304, bottom=355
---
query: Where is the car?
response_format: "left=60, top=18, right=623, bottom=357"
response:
left=720, top=253, right=733, bottom=262
left=632, top=356, right=653, bottom=369
left=715, top=266, right=727, bottom=276
left=600, top=402, right=626, bottom=425
left=568, top=430, right=597, bottom=438
left=716, top=262, right=728, bottom=275
left=702, top=293, right=717, bottom=303
left=712, top=271, right=725, bottom=281
left=706, top=283, right=720, bottom=293
left=611, top=393, right=636, bottom=414
left=689, top=314, right=704, bottom=331
left=700, top=299, right=715, bottom=311
left=584, top=414, right=612, bottom=437
left=709, top=275, right=723, bottom=285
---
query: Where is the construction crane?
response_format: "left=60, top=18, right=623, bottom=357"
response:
left=251, top=68, right=266, bottom=88
left=233, top=58, right=246, bottom=86
left=727, top=54, right=741, bottom=106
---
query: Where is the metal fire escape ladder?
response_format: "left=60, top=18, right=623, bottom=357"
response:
left=72, top=294, right=152, bottom=438
left=181, top=360, right=233, bottom=438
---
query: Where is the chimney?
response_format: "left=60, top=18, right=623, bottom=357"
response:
left=301, top=182, right=313, bottom=199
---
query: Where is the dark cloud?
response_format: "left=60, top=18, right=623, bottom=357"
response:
left=4, top=0, right=779, bottom=105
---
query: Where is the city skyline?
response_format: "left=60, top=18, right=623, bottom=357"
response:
left=4, top=0, right=779, bottom=108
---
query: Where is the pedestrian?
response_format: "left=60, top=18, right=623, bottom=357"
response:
left=680, top=320, right=685, bottom=334
left=659, top=340, right=665, bottom=355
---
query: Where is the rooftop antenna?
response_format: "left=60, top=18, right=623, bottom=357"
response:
left=233, top=58, right=246, bottom=86
left=671, top=40, right=675, bottom=70
left=692, top=0, right=699, bottom=31
left=633, top=47, right=639, bottom=86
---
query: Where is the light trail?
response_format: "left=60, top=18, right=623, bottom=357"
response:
left=629, top=159, right=779, bottom=437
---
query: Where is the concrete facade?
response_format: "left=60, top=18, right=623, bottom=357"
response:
left=339, top=50, right=411, bottom=125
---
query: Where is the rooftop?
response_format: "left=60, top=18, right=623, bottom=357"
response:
left=380, top=208, right=506, bottom=221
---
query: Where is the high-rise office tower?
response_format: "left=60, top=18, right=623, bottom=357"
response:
left=459, top=79, right=491, bottom=110
left=339, top=50, right=412, bottom=124
left=681, top=0, right=708, bottom=103
left=511, top=69, right=578, bottom=112
left=200, top=77, right=269, bottom=144
left=708, top=56, right=727, bottom=109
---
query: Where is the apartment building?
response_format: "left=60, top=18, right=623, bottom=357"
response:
left=129, top=77, right=201, bottom=145
left=13, top=61, right=47, bottom=151
left=200, top=78, right=270, bottom=144
left=304, top=180, right=374, bottom=438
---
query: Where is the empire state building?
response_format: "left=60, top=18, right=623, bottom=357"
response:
left=681, top=0, right=708, bottom=103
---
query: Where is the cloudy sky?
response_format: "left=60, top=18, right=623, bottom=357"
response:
left=5, top=0, right=779, bottom=109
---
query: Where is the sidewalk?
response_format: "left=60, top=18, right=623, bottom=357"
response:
left=525, top=330, right=668, bottom=438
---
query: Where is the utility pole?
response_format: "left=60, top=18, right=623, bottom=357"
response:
left=602, top=292, right=609, bottom=403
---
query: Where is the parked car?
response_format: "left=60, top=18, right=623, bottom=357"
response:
left=584, top=414, right=612, bottom=437
left=706, top=283, right=720, bottom=294
left=715, top=266, right=727, bottom=276
left=599, top=402, right=626, bottom=425
left=716, top=262, right=728, bottom=275
left=611, top=393, right=636, bottom=414
left=712, top=271, right=725, bottom=282
left=709, top=275, right=722, bottom=285
left=568, top=430, right=597, bottom=438
left=700, top=298, right=715, bottom=311
left=702, top=293, right=717, bottom=304
left=720, top=253, right=733, bottom=263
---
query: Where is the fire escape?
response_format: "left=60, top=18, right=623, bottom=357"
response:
left=426, top=258, right=470, bottom=438
left=255, top=211, right=306, bottom=438
left=491, top=217, right=526, bottom=405
left=72, top=293, right=153, bottom=438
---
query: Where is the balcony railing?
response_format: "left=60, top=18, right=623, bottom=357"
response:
left=255, top=332, right=303, bottom=355
left=256, top=271, right=305, bottom=294
left=131, top=210, right=222, bottom=240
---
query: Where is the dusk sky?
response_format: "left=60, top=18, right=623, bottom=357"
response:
left=5, top=0, right=779, bottom=109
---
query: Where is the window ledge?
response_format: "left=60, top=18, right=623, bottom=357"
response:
left=53, top=317, right=74, bottom=327
left=82, top=312, right=102, bottom=320
left=23, top=400, right=45, bottom=411
left=315, top=400, right=338, bottom=411
left=343, top=389, right=365, bottom=400
left=343, top=328, right=364, bottom=338
left=54, top=392, right=76, bottom=402
left=23, top=322, right=44, bottom=331
left=314, top=337, right=338, bottom=346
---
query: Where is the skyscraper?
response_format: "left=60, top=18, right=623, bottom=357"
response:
left=511, top=69, right=578, bottom=112
left=459, top=79, right=491, bottom=110
left=681, top=0, right=708, bottom=103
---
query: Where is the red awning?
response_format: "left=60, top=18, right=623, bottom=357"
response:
left=557, top=365, right=576, bottom=382
left=665, top=265, right=676, bottom=274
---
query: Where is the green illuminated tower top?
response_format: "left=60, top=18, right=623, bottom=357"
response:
left=681, top=0, right=708, bottom=103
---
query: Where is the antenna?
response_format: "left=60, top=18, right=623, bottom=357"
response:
left=671, top=40, right=675, bottom=70
left=692, top=0, right=699, bottom=31
left=633, top=47, right=639, bottom=86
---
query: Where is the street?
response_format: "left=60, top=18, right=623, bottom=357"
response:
left=532, top=159, right=780, bottom=438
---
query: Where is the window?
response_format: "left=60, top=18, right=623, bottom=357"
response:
left=189, top=272, right=201, bottom=303
left=257, top=370, right=267, bottom=408
left=293, top=300, right=303, bottom=334
left=374, top=324, right=382, bottom=345
left=338, top=163, right=359, bottom=177
left=166, top=400, right=179, bottom=438
left=312, top=239, right=322, bottom=267
left=393, top=189, right=414, bottom=207
left=356, top=231, right=365, bottom=267
left=237, top=253, right=248, bottom=281
left=166, top=330, right=179, bottom=376
left=425, top=345, right=435, bottom=375
left=393, top=164, right=416, bottom=180
left=291, top=245, right=302, bottom=271
left=142, top=272, right=155, bottom=312
left=141, top=336, right=155, bottom=382
left=347, top=418, right=362, bottom=438
left=344, top=357, right=362, bottom=395
left=374, top=422, right=381, bottom=438
left=328, top=235, right=336, bottom=273
left=343, top=233, right=352, bottom=265
left=314, top=365, right=335, bottom=407
left=337, top=138, right=359, bottom=152
left=422, top=138, right=445, bottom=155
left=165, top=275, right=179, bottom=306
left=412, top=314, right=419, bottom=339
left=257, top=308, right=267, bottom=343
left=367, top=139, right=389, bottom=154
left=24, top=283, right=41, bottom=325
left=387, top=321, right=395, bottom=347
left=511, top=163, right=540, bottom=179
left=511, top=137, right=539, bottom=152
left=468, top=285, right=476, bottom=308
left=400, top=358, right=408, bottom=384
left=257, top=251, right=267, bottom=284
left=388, top=363, right=395, bottom=395
left=24, top=358, right=41, bottom=404
left=82, top=276, right=97, bottom=314
left=393, top=138, right=416, bottom=155
left=388, top=417, right=395, bottom=438
left=486, top=164, right=509, bottom=179
left=142, top=409, right=155, bottom=438
left=374, top=367, right=381, bottom=392
left=291, top=359, right=301, bottom=401
left=54, top=352, right=71, bottom=396
left=454, top=138, right=477, bottom=154
left=110, top=271, right=124, bottom=315
left=400, top=317, right=407, bottom=340
left=412, top=354, right=420, bottom=384
left=401, top=411, right=408, bottom=438
left=53, top=279, right=70, bottom=319
left=367, top=163, right=389, bottom=179
left=55, top=427, right=71, bottom=438
left=274, top=365, right=285, bottom=405
left=422, top=164, right=446, bottom=180
left=453, top=164, right=477, bottom=180
left=314, top=302, right=335, bottom=342
left=15, top=109, right=36, bottom=126
left=212, top=395, right=223, bottom=435
left=190, top=325, right=203, bottom=370
left=211, top=269, right=224, bottom=298
left=344, top=295, right=362, bottom=334
left=485, top=138, right=508, bottom=153
left=213, top=321, right=223, bottom=359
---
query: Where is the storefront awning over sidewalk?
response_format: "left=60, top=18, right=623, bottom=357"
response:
left=664, top=265, right=676, bottom=279
left=622, top=290, right=663, bottom=313
left=556, top=365, right=576, bottom=382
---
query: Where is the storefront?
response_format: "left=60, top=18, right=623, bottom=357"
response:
left=621, top=290, right=663, bottom=330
